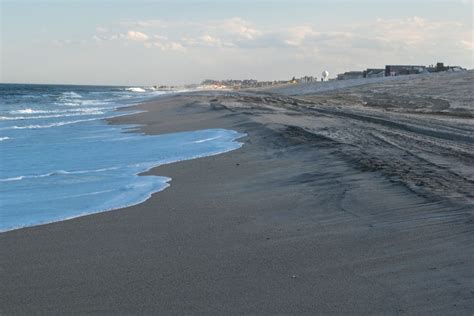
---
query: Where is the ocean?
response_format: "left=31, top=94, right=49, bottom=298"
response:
left=0, top=84, right=244, bottom=232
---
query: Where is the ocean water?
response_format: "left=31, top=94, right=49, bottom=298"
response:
left=0, top=84, right=244, bottom=232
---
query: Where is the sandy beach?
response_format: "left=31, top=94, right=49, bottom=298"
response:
left=1, top=71, right=473, bottom=314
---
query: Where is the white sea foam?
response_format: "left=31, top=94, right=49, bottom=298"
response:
left=63, top=189, right=116, bottom=199
left=0, top=166, right=121, bottom=182
left=60, top=102, right=82, bottom=106
left=12, top=108, right=39, bottom=114
left=61, top=91, right=82, bottom=98
left=3, top=118, right=99, bottom=130
left=10, top=107, right=104, bottom=115
left=53, top=166, right=121, bottom=175
left=81, top=100, right=109, bottom=106
left=193, top=136, right=221, bottom=143
left=125, top=87, right=146, bottom=92
left=0, top=136, right=10, bottom=141
left=0, top=111, right=104, bottom=121
left=0, top=176, right=26, bottom=182
left=12, top=108, right=58, bottom=114
left=0, top=178, right=171, bottom=233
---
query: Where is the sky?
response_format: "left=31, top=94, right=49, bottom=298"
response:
left=1, top=0, right=473, bottom=85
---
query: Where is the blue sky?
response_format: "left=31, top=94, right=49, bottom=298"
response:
left=1, top=0, right=473, bottom=85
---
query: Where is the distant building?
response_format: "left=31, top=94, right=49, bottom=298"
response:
left=436, top=62, right=447, bottom=72
left=427, top=62, right=466, bottom=73
left=337, top=71, right=364, bottom=80
left=385, top=65, right=426, bottom=76
left=363, top=68, right=385, bottom=78
left=200, top=78, right=270, bottom=89
left=447, top=66, right=467, bottom=72
left=297, top=76, right=315, bottom=83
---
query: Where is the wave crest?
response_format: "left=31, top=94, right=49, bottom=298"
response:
left=0, top=167, right=120, bottom=182
left=2, top=118, right=99, bottom=130
left=61, top=91, right=82, bottom=98
left=125, top=87, right=146, bottom=93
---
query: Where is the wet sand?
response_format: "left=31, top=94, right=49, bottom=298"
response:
left=1, top=72, right=473, bottom=314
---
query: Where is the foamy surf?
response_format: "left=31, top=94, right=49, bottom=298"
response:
left=126, top=87, right=146, bottom=92
left=0, top=83, right=244, bottom=233
left=1, top=111, right=104, bottom=121
left=0, top=128, right=244, bottom=232
left=10, top=108, right=103, bottom=115
left=60, top=91, right=82, bottom=98
left=0, top=166, right=121, bottom=182
left=192, top=136, right=221, bottom=143
left=3, top=118, right=100, bottom=130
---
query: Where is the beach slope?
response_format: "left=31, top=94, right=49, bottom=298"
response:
left=1, top=71, right=473, bottom=314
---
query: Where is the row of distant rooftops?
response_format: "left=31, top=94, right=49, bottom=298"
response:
left=196, top=62, right=467, bottom=89
left=336, top=62, right=466, bottom=80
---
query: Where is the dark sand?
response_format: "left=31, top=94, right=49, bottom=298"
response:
left=1, top=74, right=473, bottom=314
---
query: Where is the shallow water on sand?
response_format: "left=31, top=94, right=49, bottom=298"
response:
left=0, top=84, right=244, bottom=232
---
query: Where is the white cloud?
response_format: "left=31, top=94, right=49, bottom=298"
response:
left=367, top=16, right=464, bottom=46
left=167, top=42, right=186, bottom=52
left=200, top=34, right=220, bottom=45
left=282, top=26, right=316, bottom=46
left=96, top=26, right=108, bottom=33
left=52, top=39, right=72, bottom=46
left=219, top=17, right=261, bottom=40
left=153, top=34, right=169, bottom=41
left=118, top=17, right=261, bottom=46
left=92, top=35, right=107, bottom=42
left=91, top=27, right=186, bottom=51
left=460, top=40, right=473, bottom=51
left=52, top=39, right=86, bottom=46
left=146, top=41, right=186, bottom=52
left=126, top=30, right=149, bottom=42
left=89, top=16, right=471, bottom=68
left=120, top=19, right=201, bottom=29
left=121, top=19, right=167, bottom=28
left=183, top=34, right=230, bottom=48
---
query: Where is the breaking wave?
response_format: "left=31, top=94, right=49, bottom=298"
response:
left=192, top=136, right=221, bottom=143
left=0, top=111, right=104, bottom=121
left=10, top=108, right=104, bottom=115
left=0, top=167, right=121, bottom=182
left=3, top=118, right=100, bottom=130
left=125, top=87, right=146, bottom=92
left=61, top=91, right=82, bottom=98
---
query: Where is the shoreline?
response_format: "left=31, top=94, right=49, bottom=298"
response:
left=0, top=91, right=244, bottom=234
left=1, top=77, right=473, bottom=313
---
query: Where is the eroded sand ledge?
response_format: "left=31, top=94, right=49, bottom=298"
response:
left=1, top=71, right=473, bottom=314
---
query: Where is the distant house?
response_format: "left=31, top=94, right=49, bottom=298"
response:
left=337, top=71, right=364, bottom=80
left=427, top=62, right=466, bottom=73
left=297, top=76, right=315, bottom=83
left=363, top=68, right=385, bottom=78
left=447, top=66, right=467, bottom=72
left=385, top=65, right=426, bottom=76
left=435, top=62, right=447, bottom=72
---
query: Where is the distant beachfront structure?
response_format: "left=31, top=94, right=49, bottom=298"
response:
left=364, top=68, right=385, bottom=78
left=385, top=65, right=426, bottom=76
left=322, top=70, right=329, bottom=81
left=299, top=76, right=316, bottom=83
left=337, top=71, right=364, bottom=80
left=336, top=62, right=466, bottom=80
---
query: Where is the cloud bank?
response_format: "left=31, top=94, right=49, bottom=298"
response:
left=89, top=16, right=472, bottom=57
